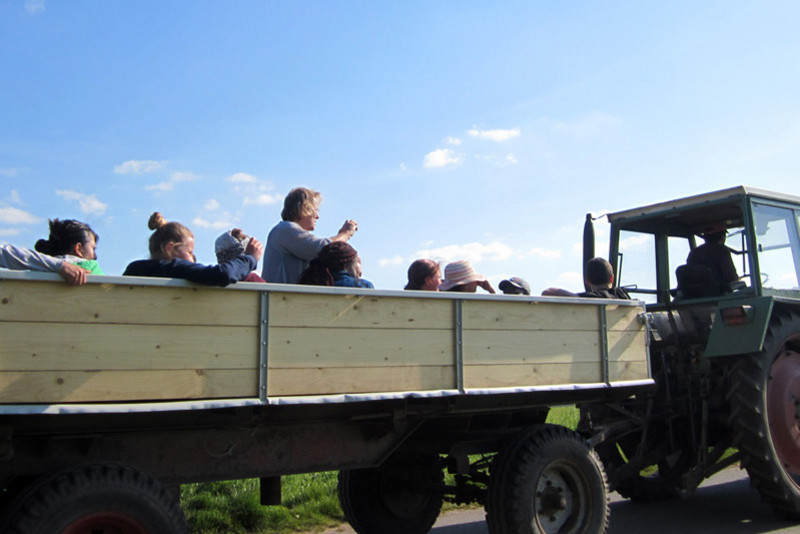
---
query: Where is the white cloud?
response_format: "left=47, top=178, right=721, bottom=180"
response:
left=227, top=172, right=259, bottom=183
left=8, top=190, right=23, bottom=205
left=423, top=148, right=461, bottom=169
left=555, top=270, right=583, bottom=286
left=243, top=194, right=282, bottom=206
left=506, top=154, right=518, bottom=164
left=0, top=207, right=40, bottom=225
left=0, top=168, right=18, bottom=177
left=0, top=228, right=21, bottom=236
left=415, top=241, right=516, bottom=264
left=24, top=0, right=45, bottom=14
left=399, top=162, right=408, bottom=171
left=145, top=171, right=199, bottom=193
left=192, top=217, right=235, bottom=230
left=55, top=190, right=108, bottom=215
left=204, top=199, right=220, bottom=211
left=620, top=233, right=652, bottom=250
left=145, top=182, right=174, bottom=192
left=378, top=255, right=404, bottom=267
left=528, top=247, right=562, bottom=260
left=114, top=160, right=164, bottom=175
left=445, top=136, right=462, bottom=145
left=467, top=127, right=521, bottom=142
left=170, top=171, right=199, bottom=182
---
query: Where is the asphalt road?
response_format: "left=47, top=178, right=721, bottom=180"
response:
left=314, top=467, right=800, bottom=534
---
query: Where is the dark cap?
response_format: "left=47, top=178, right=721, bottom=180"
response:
left=499, top=277, right=531, bottom=295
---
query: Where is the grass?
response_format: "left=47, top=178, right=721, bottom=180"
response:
left=182, top=473, right=343, bottom=534
left=180, top=406, right=582, bottom=534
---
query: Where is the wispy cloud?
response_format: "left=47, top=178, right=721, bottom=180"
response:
left=24, top=0, right=45, bottom=15
left=55, top=190, right=108, bottom=215
left=0, top=207, right=40, bottom=224
left=415, top=241, right=516, bottom=264
left=145, top=171, right=199, bottom=192
left=445, top=136, right=462, bottom=145
left=192, top=216, right=236, bottom=230
left=226, top=173, right=282, bottom=206
left=423, top=148, right=461, bottom=169
left=204, top=199, right=220, bottom=211
left=8, top=190, right=23, bottom=205
left=243, top=194, right=282, bottom=206
left=0, top=168, right=18, bottom=177
left=114, top=160, right=165, bottom=175
left=226, top=172, right=259, bottom=184
left=528, top=247, right=562, bottom=260
left=378, top=255, right=404, bottom=267
left=467, top=127, right=521, bottom=142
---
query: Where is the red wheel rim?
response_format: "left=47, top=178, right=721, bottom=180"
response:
left=61, top=511, right=148, bottom=534
left=767, top=340, right=800, bottom=478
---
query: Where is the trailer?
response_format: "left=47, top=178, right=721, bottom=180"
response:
left=0, top=271, right=651, bottom=534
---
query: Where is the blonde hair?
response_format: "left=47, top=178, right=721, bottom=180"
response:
left=281, top=187, right=321, bottom=222
left=147, top=212, right=193, bottom=260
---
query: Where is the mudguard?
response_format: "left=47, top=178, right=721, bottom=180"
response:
left=705, top=296, right=773, bottom=357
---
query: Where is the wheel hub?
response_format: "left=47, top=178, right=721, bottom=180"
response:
left=535, top=467, right=575, bottom=533
left=62, top=511, right=148, bottom=534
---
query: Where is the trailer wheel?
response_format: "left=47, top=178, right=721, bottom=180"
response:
left=729, top=309, right=800, bottom=516
left=338, top=452, right=443, bottom=534
left=486, top=424, right=609, bottom=534
left=0, top=463, right=188, bottom=534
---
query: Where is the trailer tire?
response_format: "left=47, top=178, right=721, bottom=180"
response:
left=729, top=308, right=800, bottom=517
left=0, top=463, right=188, bottom=534
left=486, top=424, right=609, bottom=534
left=338, top=452, right=443, bottom=534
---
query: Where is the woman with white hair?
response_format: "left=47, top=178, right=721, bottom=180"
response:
left=262, top=187, right=358, bottom=284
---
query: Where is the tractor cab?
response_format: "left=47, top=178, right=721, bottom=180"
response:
left=604, top=185, right=800, bottom=306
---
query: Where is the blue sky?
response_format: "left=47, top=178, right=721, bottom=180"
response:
left=2, top=1, right=800, bottom=291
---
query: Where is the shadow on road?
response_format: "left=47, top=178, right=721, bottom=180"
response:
left=427, top=469, right=799, bottom=534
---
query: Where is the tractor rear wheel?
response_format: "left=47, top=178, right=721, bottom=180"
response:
left=0, top=463, right=188, bottom=534
left=729, top=309, right=800, bottom=516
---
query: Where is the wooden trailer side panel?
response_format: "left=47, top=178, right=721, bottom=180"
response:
left=266, top=292, right=456, bottom=396
left=460, top=300, right=648, bottom=388
left=0, top=280, right=260, bottom=403
left=0, top=277, right=650, bottom=405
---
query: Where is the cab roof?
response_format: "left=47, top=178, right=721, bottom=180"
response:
left=606, top=186, right=800, bottom=237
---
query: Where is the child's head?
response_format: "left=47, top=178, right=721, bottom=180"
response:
left=215, top=229, right=252, bottom=263
left=147, top=212, right=195, bottom=261
left=35, top=219, right=99, bottom=260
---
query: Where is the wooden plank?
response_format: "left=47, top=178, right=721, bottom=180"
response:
left=461, top=300, right=598, bottom=331
left=463, top=360, right=650, bottom=389
left=605, top=305, right=645, bottom=331
left=267, top=326, right=454, bottom=367
left=0, top=323, right=259, bottom=370
left=463, top=362, right=603, bottom=387
left=268, top=292, right=453, bottom=329
left=0, top=279, right=259, bottom=326
left=0, top=369, right=257, bottom=403
left=608, top=360, right=651, bottom=382
left=461, top=330, right=600, bottom=364
left=267, top=366, right=456, bottom=396
left=608, top=331, right=649, bottom=363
